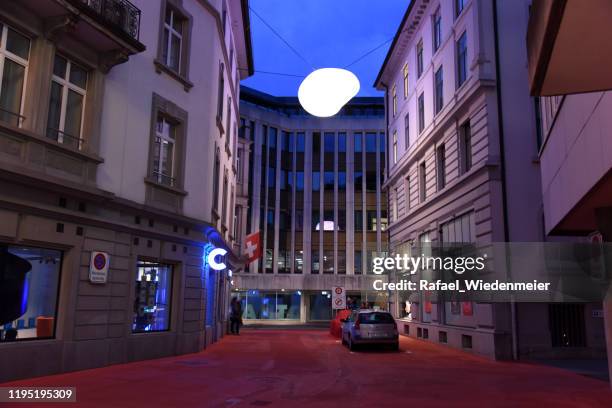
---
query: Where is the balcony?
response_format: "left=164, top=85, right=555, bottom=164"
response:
left=527, top=0, right=612, bottom=96
left=66, top=0, right=141, bottom=42
left=18, top=0, right=145, bottom=70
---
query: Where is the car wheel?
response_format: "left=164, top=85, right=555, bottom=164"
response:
left=391, top=342, right=399, bottom=352
left=348, top=335, right=356, bottom=351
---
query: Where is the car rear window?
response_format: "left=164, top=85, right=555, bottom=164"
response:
left=358, top=312, right=394, bottom=324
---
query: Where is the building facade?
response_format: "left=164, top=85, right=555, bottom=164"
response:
left=0, top=0, right=252, bottom=382
left=527, top=0, right=612, bottom=384
left=376, top=0, right=551, bottom=359
left=234, top=87, right=387, bottom=322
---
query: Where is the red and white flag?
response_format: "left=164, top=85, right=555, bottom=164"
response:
left=244, top=231, right=262, bottom=264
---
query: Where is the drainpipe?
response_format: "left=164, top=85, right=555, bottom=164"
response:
left=492, top=0, right=519, bottom=360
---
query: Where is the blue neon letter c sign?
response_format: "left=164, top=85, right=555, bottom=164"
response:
left=207, top=248, right=228, bottom=270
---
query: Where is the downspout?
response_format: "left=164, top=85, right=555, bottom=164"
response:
left=492, top=0, right=518, bottom=360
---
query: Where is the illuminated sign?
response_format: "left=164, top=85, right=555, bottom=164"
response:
left=207, top=248, right=228, bottom=271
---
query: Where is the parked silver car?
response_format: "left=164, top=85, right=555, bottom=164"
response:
left=341, top=309, right=399, bottom=351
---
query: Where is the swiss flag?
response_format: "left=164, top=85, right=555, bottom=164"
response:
left=244, top=231, right=262, bottom=264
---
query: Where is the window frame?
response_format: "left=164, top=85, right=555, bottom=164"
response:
left=391, top=85, right=397, bottom=117
left=147, top=93, right=188, bottom=191
left=0, top=23, right=30, bottom=127
left=392, top=130, right=398, bottom=164
left=418, top=92, right=425, bottom=134
left=436, top=143, right=446, bottom=190
left=403, top=63, right=409, bottom=98
left=404, top=113, right=410, bottom=150
left=433, top=7, right=442, bottom=52
left=416, top=40, right=424, bottom=78
left=47, top=54, right=88, bottom=149
left=156, top=1, right=193, bottom=88
left=434, top=65, right=444, bottom=114
left=456, top=31, right=468, bottom=88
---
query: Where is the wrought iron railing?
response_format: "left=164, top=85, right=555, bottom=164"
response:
left=73, top=0, right=141, bottom=40
left=152, top=171, right=176, bottom=187
left=47, top=128, right=85, bottom=150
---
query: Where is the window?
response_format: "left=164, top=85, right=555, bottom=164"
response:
left=236, top=148, right=243, bottom=183
left=296, top=132, right=305, bottom=152
left=324, top=132, right=334, bottom=153
left=391, top=85, right=397, bottom=117
left=225, top=97, right=232, bottom=143
left=338, top=172, right=346, bottom=190
left=216, top=63, right=224, bottom=121
left=0, top=245, right=62, bottom=340
left=338, top=132, right=347, bottom=152
left=404, top=113, right=410, bottom=150
left=354, top=210, right=363, bottom=231
left=437, top=144, right=446, bottom=190
left=365, top=132, right=377, bottom=153
left=295, top=210, right=303, bottom=231
left=354, top=250, right=362, bottom=274
left=267, top=167, right=275, bottom=188
left=268, top=127, right=277, bottom=149
left=419, top=161, right=426, bottom=203
left=393, top=187, right=399, bottom=221
left=312, top=132, right=320, bottom=154
left=213, top=149, right=220, bottom=210
left=312, top=171, right=320, bottom=191
left=367, top=210, right=378, bottom=231
left=222, top=172, right=229, bottom=225
left=416, top=40, right=424, bottom=78
left=323, top=250, right=334, bottom=273
left=403, top=63, right=408, bottom=98
left=311, top=247, right=320, bottom=273
left=457, top=31, right=467, bottom=87
left=47, top=55, right=87, bottom=149
left=392, top=130, right=398, bottom=164
left=455, top=0, right=465, bottom=18
left=440, top=211, right=475, bottom=243
left=354, top=132, right=362, bottom=153
left=380, top=210, right=388, bottom=231
left=435, top=66, right=443, bottom=114
left=153, top=116, right=177, bottom=186
left=324, top=171, right=334, bottom=189
left=133, top=261, right=173, bottom=333
left=366, top=172, right=377, bottom=191
left=433, top=8, right=442, bottom=52
left=162, top=6, right=185, bottom=72
left=418, top=93, right=425, bottom=133
left=296, top=171, right=304, bottom=191
left=459, top=121, right=472, bottom=174
left=0, top=23, right=30, bottom=127
left=311, top=210, right=320, bottom=231
left=405, top=176, right=411, bottom=211
left=354, top=171, right=363, bottom=191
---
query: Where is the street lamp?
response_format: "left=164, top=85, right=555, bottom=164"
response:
left=298, top=68, right=360, bottom=117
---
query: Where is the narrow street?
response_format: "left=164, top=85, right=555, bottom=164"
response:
left=3, top=330, right=611, bottom=407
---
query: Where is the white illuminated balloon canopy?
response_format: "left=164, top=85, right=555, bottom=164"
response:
left=298, top=68, right=360, bottom=117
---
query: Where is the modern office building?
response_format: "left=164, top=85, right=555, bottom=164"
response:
left=375, top=0, right=563, bottom=359
left=234, top=87, right=387, bottom=323
left=0, top=0, right=252, bottom=382
left=527, top=0, right=612, bottom=385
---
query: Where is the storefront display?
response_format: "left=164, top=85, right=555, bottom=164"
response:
left=132, top=261, right=173, bottom=333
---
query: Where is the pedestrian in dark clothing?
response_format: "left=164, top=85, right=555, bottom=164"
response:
left=230, top=298, right=243, bottom=335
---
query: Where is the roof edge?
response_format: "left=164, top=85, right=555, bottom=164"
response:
left=373, top=0, right=417, bottom=89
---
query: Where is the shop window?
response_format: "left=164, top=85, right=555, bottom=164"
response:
left=132, top=261, right=173, bottom=333
left=0, top=245, right=61, bottom=341
left=237, top=290, right=301, bottom=320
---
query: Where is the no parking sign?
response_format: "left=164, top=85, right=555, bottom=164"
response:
left=332, top=286, right=346, bottom=309
left=89, top=251, right=110, bottom=284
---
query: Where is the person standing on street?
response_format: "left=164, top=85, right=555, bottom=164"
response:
left=229, top=297, right=243, bottom=335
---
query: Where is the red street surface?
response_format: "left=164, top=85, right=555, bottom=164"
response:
left=3, top=329, right=611, bottom=407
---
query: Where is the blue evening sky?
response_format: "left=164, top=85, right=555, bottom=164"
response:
left=241, top=0, right=409, bottom=97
